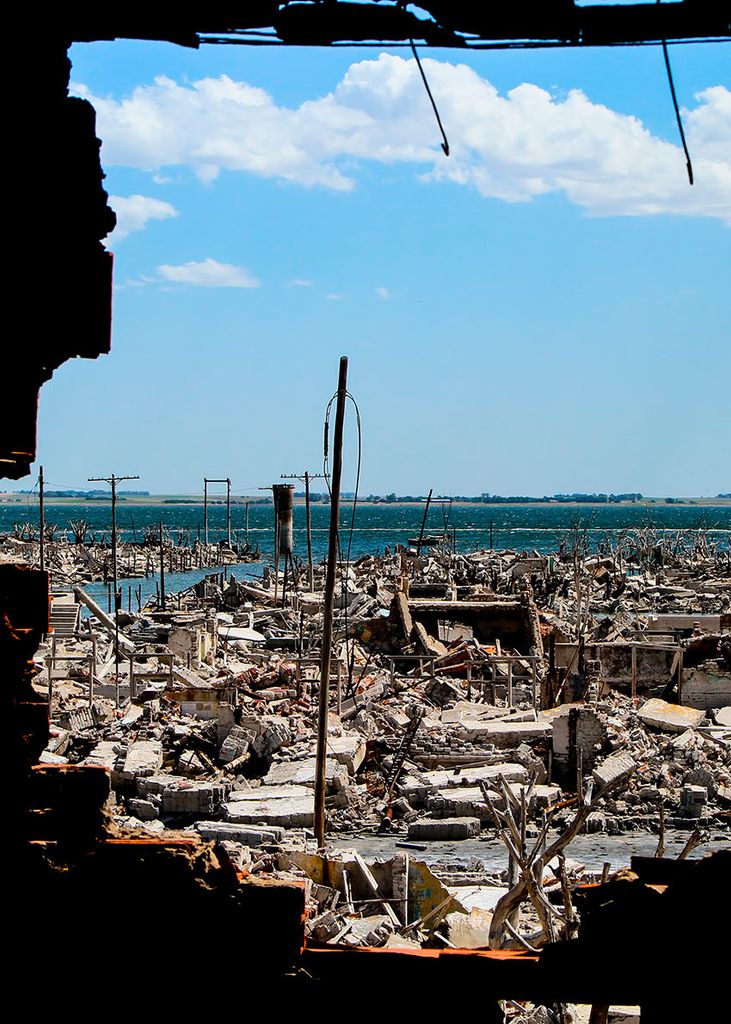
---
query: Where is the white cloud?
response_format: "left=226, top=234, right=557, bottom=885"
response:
left=110, top=194, right=178, bottom=239
left=326, top=293, right=344, bottom=301
left=685, top=86, right=731, bottom=164
left=288, top=278, right=314, bottom=287
left=375, top=286, right=391, bottom=300
left=76, top=56, right=731, bottom=224
left=157, top=258, right=261, bottom=288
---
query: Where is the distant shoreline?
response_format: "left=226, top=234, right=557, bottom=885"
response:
left=1, top=495, right=730, bottom=508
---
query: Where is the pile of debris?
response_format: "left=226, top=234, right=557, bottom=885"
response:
left=0, top=523, right=257, bottom=586
left=20, top=535, right=731, bottom=952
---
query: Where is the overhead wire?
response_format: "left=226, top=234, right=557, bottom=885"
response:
left=661, top=39, right=694, bottom=185
left=410, top=39, right=450, bottom=156
left=322, top=387, right=363, bottom=694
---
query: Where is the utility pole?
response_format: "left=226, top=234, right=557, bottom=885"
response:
left=159, top=521, right=166, bottom=610
left=281, top=471, right=325, bottom=592
left=204, top=477, right=232, bottom=547
left=88, top=472, right=139, bottom=706
left=315, top=355, right=348, bottom=848
left=258, top=485, right=281, bottom=602
left=88, top=473, right=140, bottom=598
left=416, top=488, right=434, bottom=556
left=39, top=465, right=45, bottom=573
left=203, top=478, right=208, bottom=546
left=226, top=477, right=231, bottom=547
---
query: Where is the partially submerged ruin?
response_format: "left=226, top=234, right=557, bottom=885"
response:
left=12, top=531, right=730, bottom=943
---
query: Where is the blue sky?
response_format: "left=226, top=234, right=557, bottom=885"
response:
left=33, top=38, right=730, bottom=497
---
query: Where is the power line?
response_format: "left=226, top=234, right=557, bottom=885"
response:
left=87, top=474, right=140, bottom=597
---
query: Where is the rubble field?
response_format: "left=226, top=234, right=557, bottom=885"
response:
left=28, top=532, right=731, bottom=955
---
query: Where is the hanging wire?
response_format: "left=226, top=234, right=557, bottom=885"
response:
left=410, top=39, right=450, bottom=156
left=322, top=388, right=363, bottom=693
left=657, top=0, right=694, bottom=188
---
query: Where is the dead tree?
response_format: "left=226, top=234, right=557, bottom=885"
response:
left=68, top=519, right=89, bottom=545
left=12, top=521, right=36, bottom=541
left=480, top=761, right=637, bottom=950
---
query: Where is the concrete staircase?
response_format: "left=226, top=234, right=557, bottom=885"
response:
left=50, top=597, right=79, bottom=638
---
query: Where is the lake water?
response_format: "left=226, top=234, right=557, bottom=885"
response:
left=332, top=831, right=731, bottom=872
left=3, top=499, right=729, bottom=558
left=3, top=499, right=729, bottom=607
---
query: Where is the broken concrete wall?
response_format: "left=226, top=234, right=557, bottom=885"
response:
left=556, top=642, right=679, bottom=690
left=408, top=599, right=536, bottom=652
left=681, top=668, right=731, bottom=710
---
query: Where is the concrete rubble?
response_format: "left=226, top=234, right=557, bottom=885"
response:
left=16, top=534, right=731, bottom=950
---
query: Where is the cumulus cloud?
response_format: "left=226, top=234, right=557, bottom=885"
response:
left=110, top=194, right=178, bottom=239
left=288, top=278, right=314, bottom=287
left=157, top=258, right=261, bottom=288
left=375, top=286, right=391, bottom=299
left=76, top=56, right=731, bottom=224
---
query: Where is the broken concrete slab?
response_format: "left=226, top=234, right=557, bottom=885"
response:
left=193, top=821, right=285, bottom=845
left=592, top=751, right=637, bottom=791
left=429, top=780, right=547, bottom=820
left=82, top=741, right=118, bottom=771
left=136, top=775, right=231, bottom=815
left=442, top=702, right=537, bottom=725
left=427, top=763, right=529, bottom=790
left=445, top=907, right=493, bottom=948
left=382, top=933, right=422, bottom=950
left=336, top=914, right=395, bottom=947
left=448, top=885, right=509, bottom=913
left=326, top=734, right=366, bottom=774
left=716, top=706, right=731, bottom=728
left=457, top=720, right=552, bottom=747
left=225, top=784, right=314, bottom=828
left=398, top=763, right=528, bottom=807
left=408, top=816, right=481, bottom=840
left=219, top=724, right=252, bottom=763
left=264, top=758, right=348, bottom=791
left=251, top=716, right=292, bottom=758
left=160, top=781, right=230, bottom=815
left=531, top=784, right=562, bottom=808
left=428, top=786, right=497, bottom=820
left=128, top=797, right=159, bottom=821
left=120, top=740, right=163, bottom=780
left=638, top=698, right=705, bottom=733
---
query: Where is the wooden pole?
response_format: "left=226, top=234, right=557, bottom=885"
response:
left=88, top=471, right=138, bottom=607
left=274, top=515, right=280, bottom=606
left=226, top=477, right=231, bottom=548
left=245, top=501, right=249, bottom=545
left=39, top=465, right=45, bottom=572
left=114, top=584, right=120, bottom=707
left=315, top=355, right=348, bottom=848
left=111, top=473, right=118, bottom=598
left=159, top=521, right=166, bottom=610
left=203, top=479, right=208, bottom=546
left=416, top=488, right=433, bottom=556
left=305, top=471, right=314, bottom=591
left=281, top=472, right=324, bottom=588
